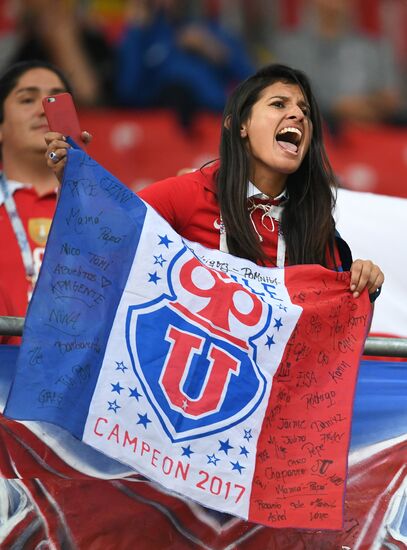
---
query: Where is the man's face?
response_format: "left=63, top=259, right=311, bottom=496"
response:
left=0, top=67, right=66, bottom=159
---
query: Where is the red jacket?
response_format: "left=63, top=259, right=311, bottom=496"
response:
left=139, top=162, right=342, bottom=268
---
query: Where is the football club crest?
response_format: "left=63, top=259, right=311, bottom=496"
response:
left=126, top=248, right=272, bottom=442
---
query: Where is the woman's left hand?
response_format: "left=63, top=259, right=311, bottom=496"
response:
left=45, top=130, right=92, bottom=183
left=350, top=259, right=384, bottom=299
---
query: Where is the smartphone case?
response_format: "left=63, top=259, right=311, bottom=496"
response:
left=42, top=92, right=83, bottom=146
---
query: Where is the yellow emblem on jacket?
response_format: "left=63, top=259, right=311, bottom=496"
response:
left=28, top=218, right=52, bottom=246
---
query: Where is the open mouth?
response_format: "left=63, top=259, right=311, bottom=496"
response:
left=276, top=127, right=302, bottom=154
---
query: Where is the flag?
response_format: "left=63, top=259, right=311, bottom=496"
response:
left=4, top=148, right=371, bottom=530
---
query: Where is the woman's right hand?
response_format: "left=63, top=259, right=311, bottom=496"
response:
left=45, top=131, right=92, bottom=183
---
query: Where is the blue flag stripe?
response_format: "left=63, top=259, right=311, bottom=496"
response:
left=5, top=149, right=147, bottom=437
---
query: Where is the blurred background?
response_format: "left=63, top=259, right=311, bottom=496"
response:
left=0, top=0, right=406, bottom=196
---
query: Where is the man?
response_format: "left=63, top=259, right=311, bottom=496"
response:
left=115, top=0, right=254, bottom=129
left=0, top=60, right=85, bottom=343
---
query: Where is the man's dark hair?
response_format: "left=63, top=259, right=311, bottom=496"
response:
left=0, top=60, right=72, bottom=123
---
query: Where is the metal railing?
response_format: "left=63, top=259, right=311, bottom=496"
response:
left=1, top=316, right=407, bottom=358
left=0, top=316, right=24, bottom=337
left=363, top=337, right=407, bottom=358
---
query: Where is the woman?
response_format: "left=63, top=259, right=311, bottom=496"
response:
left=45, top=63, right=384, bottom=300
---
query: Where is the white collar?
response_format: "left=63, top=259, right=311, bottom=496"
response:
left=0, top=174, right=57, bottom=206
left=246, top=181, right=289, bottom=201
left=0, top=175, right=30, bottom=207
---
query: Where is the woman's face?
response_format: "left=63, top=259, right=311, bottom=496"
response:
left=241, top=81, right=313, bottom=188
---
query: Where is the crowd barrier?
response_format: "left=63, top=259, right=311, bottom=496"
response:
left=2, top=315, right=407, bottom=357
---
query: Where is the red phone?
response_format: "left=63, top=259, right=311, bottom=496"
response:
left=42, top=92, right=83, bottom=146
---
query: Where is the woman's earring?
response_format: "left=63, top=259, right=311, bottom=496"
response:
left=240, top=127, right=247, bottom=138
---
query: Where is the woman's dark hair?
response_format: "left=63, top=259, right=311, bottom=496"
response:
left=0, top=60, right=72, bottom=124
left=217, top=63, right=337, bottom=267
